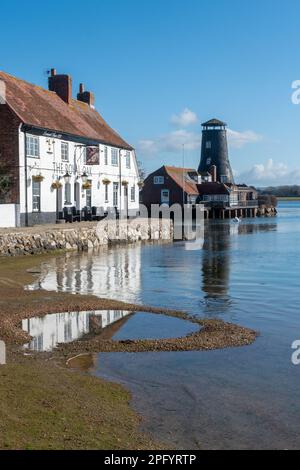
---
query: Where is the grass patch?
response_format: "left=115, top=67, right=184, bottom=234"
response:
left=0, top=356, right=160, bottom=450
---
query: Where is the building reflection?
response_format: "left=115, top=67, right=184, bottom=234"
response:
left=22, top=310, right=132, bottom=352
left=201, top=220, right=277, bottom=314
left=36, top=245, right=142, bottom=303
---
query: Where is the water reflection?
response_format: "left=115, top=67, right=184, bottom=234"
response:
left=30, top=245, right=142, bottom=303
left=22, top=310, right=132, bottom=352
left=201, top=221, right=277, bottom=313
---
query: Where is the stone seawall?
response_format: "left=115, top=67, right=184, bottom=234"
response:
left=0, top=218, right=173, bottom=257
left=257, top=205, right=277, bottom=217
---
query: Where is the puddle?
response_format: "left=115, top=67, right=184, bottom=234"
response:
left=22, top=310, right=132, bottom=352
left=21, top=311, right=198, bottom=352
left=112, top=312, right=198, bottom=341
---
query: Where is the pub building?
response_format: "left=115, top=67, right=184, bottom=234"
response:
left=0, top=69, right=141, bottom=227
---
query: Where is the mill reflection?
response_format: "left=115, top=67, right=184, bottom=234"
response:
left=38, top=245, right=142, bottom=303
left=22, top=310, right=132, bottom=352
left=201, top=220, right=277, bottom=314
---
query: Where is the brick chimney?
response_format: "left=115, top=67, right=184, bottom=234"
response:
left=48, top=69, right=72, bottom=105
left=77, top=83, right=95, bottom=108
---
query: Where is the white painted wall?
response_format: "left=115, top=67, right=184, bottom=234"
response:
left=18, top=129, right=140, bottom=221
left=0, top=204, right=19, bottom=228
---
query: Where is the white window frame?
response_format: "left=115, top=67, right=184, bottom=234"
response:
left=32, top=180, right=41, bottom=212
left=61, top=142, right=69, bottom=162
left=105, top=184, right=109, bottom=203
left=104, top=146, right=108, bottom=165
left=111, top=148, right=119, bottom=166
left=126, top=151, right=131, bottom=169
left=26, top=135, right=40, bottom=158
left=161, top=189, right=170, bottom=204
left=113, top=182, right=119, bottom=207
left=154, top=176, right=164, bottom=185
left=64, top=182, right=72, bottom=205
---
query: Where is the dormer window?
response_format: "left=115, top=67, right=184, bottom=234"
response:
left=206, top=141, right=212, bottom=149
left=154, top=176, right=164, bottom=185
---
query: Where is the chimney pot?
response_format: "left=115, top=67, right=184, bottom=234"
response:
left=79, top=83, right=85, bottom=93
left=51, top=68, right=56, bottom=77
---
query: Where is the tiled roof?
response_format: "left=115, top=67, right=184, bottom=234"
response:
left=0, top=71, right=133, bottom=150
left=164, top=166, right=199, bottom=195
left=197, top=182, right=230, bottom=195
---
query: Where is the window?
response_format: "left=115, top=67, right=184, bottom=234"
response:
left=161, top=189, right=170, bottom=204
left=220, top=175, right=228, bottom=183
left=86, top=185, right=92, bottom=208
left=154, top=176, right=164, bottom=185
left=105, top=184, right=109, bottom=203
left=61, top=142, right=69, bottom=162
left=130, top=186, right=135, bottom=202
left=64, top=182, right=72, bottom=205
left=32, top=181, right=41, bottom=212
left=26, top=135, right=39, bottom=158
left=104, top=146, right=108, bottom=165
left=113, top=182, right=119, bottom=207
left=206, top=141, right=212, bottom=149
left=111, top=148, right=119, bottom=166
left=126, top=151, right=131, bottom=169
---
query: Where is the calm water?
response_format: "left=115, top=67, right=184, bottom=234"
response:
left=32, top=202, right=300, bottom=449
left=21, top=311, right=197, bottom=352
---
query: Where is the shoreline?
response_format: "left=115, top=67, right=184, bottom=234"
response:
left=0, top=250, right=257, bottom=450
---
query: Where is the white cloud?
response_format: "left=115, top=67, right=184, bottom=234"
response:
left=137, top=130, right=201, bottom=155
left=227, top=129, right=262, bottom=148
left=237, top=159, right=300, bottom=186
left=170, top=108, right=198, bottom=127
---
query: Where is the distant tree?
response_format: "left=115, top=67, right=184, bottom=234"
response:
left=137, top=160, right=146, bottom=180
left=258, top=185, right=300, bottom=197
left=258, top=194, right=278, bottom=207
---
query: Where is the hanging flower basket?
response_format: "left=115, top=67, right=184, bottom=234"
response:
left=102, top=178, right=111, bottom=185
left=51, top=180, right=62, bottom=190
left=121, top=180, right=129, bottom=186
left=137, top=180, right=144, bottom=188
left=32, top=174, right=44, bottom=183
left=82, top=181, right=92, bottom=190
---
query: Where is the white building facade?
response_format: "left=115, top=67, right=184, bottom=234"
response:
left=19, top=129, right=140, bottom=225
left=0, top=69, right=141, bottom=227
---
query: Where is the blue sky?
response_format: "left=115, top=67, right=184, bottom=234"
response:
left=1, top=0, right=300, bottom=186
